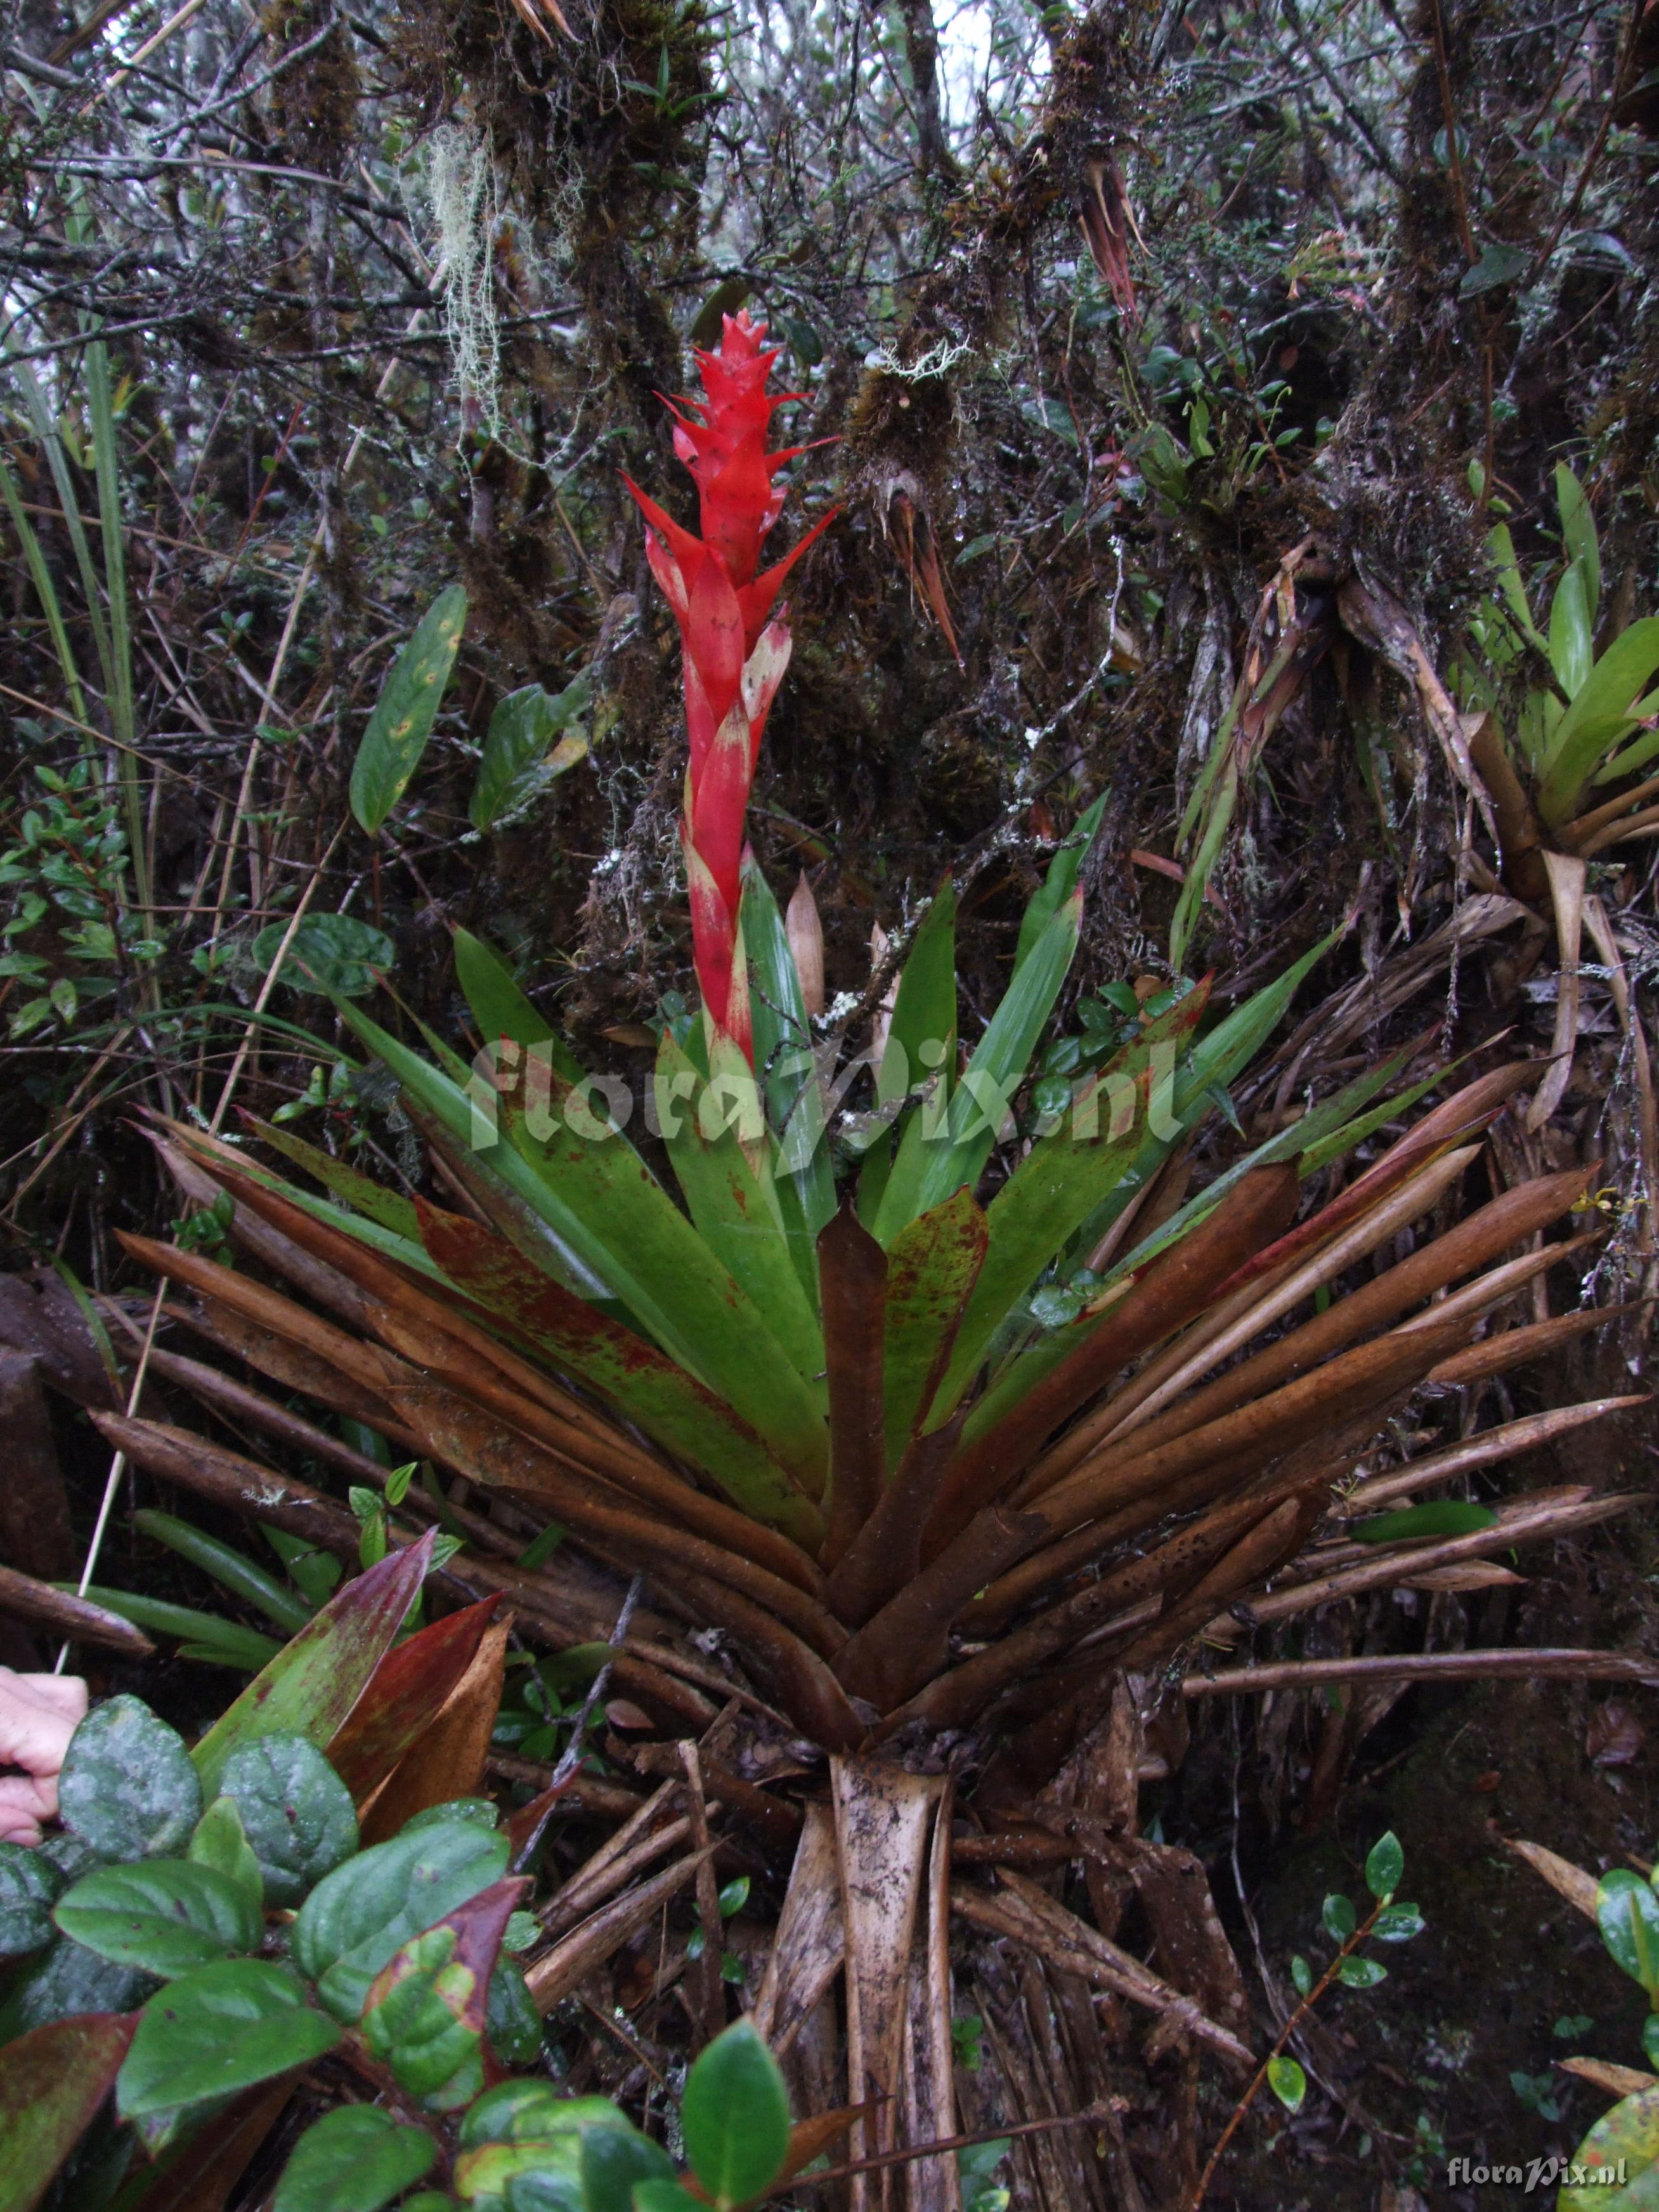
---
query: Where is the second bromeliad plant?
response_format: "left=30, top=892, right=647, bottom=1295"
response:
left=100, top=315, right=1641, bottom=2160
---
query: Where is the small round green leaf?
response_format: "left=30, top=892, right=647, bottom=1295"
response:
left=1320, top=1892, right=1356, bottom=1944
left=273, top=2104, right=437, bottom=2212
left=0, top=1840, right=61, bottom=1957
left=1289, top=1953, right=1312, bottom=1998
left=681, top=2019, right=790, bottom=2208
left=1646, top=2016, right=1659, bottom=2070
left=1334, top=1955, right=1387, bottom=1989
left=1372, top=1903, right=1424, bottom=1943
left=219, top=1735, right=358, bottom=1908
left=488, top=1956, right=543, bottom=2068
left=1364, top=1831, right=1404, bottom=1902
left=1560, top=2085, right=1659, bottom=2211
left=1266, top=2055, right=1306, bottom=2113
left=252, top=913, right=396, bottom=1000
left=54, top=1859, right=261, bottom=1978
left=58, top=1696, right=202, bottom=1862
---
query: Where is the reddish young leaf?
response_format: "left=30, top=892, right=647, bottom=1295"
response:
left=327, top=1594, right=502, bottom=1802
left=191, top=1527, right=436, bottom=1797
left=0, top=2012, right=136, bottom=2212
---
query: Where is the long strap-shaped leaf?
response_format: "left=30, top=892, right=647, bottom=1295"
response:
left=654, top=1028, right=827, bottom=1398
left=880, top=1185, right=988, bottom=1471
left=818, top=1203, right=888, bottom=1568
left=872, top=888, right=1083, bottom=1244
left=333, top=999, right=829, bottom=1496
left=934, top=986, right=1213, bottom=1417
left=415, top=1199, right=825, bottom=1549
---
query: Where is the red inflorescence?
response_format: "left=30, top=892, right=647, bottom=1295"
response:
left=623, top=310, right=835, bottom=1063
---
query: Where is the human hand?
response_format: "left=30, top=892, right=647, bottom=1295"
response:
left=0, top=1669, right=88, bottom=1845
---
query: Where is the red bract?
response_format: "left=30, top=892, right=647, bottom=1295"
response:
left=623, top=309, right=835, bottom=1062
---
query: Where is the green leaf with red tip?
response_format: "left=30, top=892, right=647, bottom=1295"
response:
left=0, top=2012, right=136, bottom=2212
left=361, top=1877, right=526, bottom=2109
left=190, top=1530, right=436, bottom=1799
left=326, top=1596, right=503, bottom=1804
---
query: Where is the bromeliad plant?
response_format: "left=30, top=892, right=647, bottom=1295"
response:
left=1466, top=462, right=1659, bottom=879
left=0, top=1535, right=807, bottom=2212
left=88, top=315, right=1634, bottom=1783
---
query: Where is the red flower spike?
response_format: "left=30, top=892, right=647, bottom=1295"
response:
left=624, top=309, right=836, bottom=1061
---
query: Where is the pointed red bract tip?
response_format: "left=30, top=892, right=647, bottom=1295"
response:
left=625, top=308, right=835, bottom=1064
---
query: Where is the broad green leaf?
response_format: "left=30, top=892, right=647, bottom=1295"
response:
left=291, top=1819, right=509, bottom=2022
left=654, top=1028, right=826, bottom=1393
left=453, top=2086, right=634, bottom=2204
left=1539, top=616, right=1659, bottom=824
left=74, top=1586, right=279, bottom=1672
left=0, top=1937, right=154, bottom=2041
left=580, top=2123, right=677, bottom=2212
left=681, top=2020, right=791, bottom=2209
left=1365, top=1835, right=1405, bottom=1904
left=632, top=2187, right=708, bottom=2212
left=0, top=1844, right=60, bottom=1958
left=116, top=1958, right=341, bottom=2149
left=0, top=2012, right=136, bottom=2212
left=1558, top=462, right=1601, bottom=624
left=1350, top=1502, right=1497, bottom=1543
left=1459, top=240, right=1529, bottom=295
left=1266, top=2055, right=1306, bottom=2112
left=875, top=889, right=1082, bottom=1242
left=415, top=1204, right=820, bottom=1542
left=469, top=674, right=591, bottom=833
left=349, top=585, right=467, bottom=833
left=882, top=1187, right=987, bottom=1465
left=1014, top=793, right=1107, bottom=974
left=274, top=2105, right=437, bottom=2212
left=190, top=1529, right=435, bottom=1798
left=58, top=1696, right=202, bottom=1862
left=218, top=1735, right=358, bottom=1908
left=188, top=1797, right=264, bottom=1920
left=740, top=863, right=835, bottom=1269
left=134, top=1509, right=313, bottom=1635
left=336, top=1003, right=829, bottom=1497
left=54, top=1860, right=260, bottom=1979
left=1560, top=2086, right=1659, bottom=2211
left=1598, top=1871, right=1659, bottom=2001
left=252, top=913, right=394, bottom=1000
